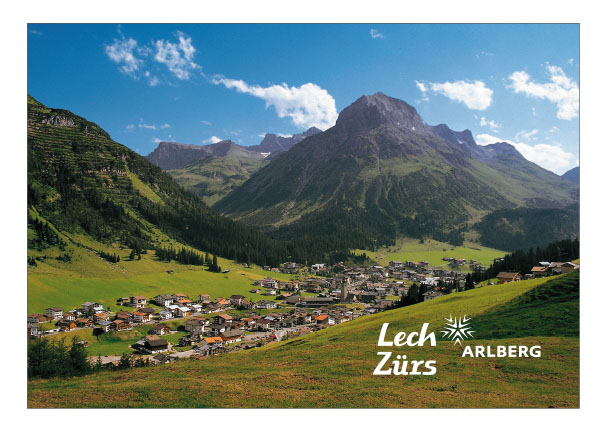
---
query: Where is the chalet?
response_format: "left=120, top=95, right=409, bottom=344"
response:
left=256, top=300, right=277, bottom=309
left=81, top=302, right=102, bottom=312
left=311, top=263, right=325, bottom=272
left=221, top=330, right=243, bottom=344
left=28, top=313, right=49, bottom=324
left=98, top=320, right=112, bottom=332
left=496, top=272, right=522, bottom=283
left=150, top=324, right=171, bottom=336
left=174, top=293, right=187, bottom=302
left=263, top=287, right=278, bottom=296
left=176, top=298, right=192, bottom=307
left=115, top=311, right=133, bottom=321
left=229, top=295, right=245, bottom=306
left=239, top=299, right=254, bottom=310
left=262, top=277, right=278, bottom=289
left=58, top=320, right=77, bottom=331
left=159, top=310, right=174, bottom=320
left=189, top=303, right=203, bottom=313
left=75, top=318, right=93, bottom=327
left=139, top=307, right=155, bottom=317
left=93, top=312, right=110, bottom=323
left=135, top=335, right=169, bottom=354
left=27, top=323, right=40, bottom=337
left=202, top=336, right=223, bottom=347
left=46, top=307, right=63, bottom=320
left=422, top=291, right=444, bottom=301
left=133, top=311, right=151, bottom=323
left=389, top=260, right=403, bottom=269
left=130, top=296, right=147, bottom=308
left=63, top=312, right=76, bottom=321
left=116, top=297, right=130, bottom=305
left=283, top=262, right=298, bottom=274
left=112, top=319, right=132, bottom=331
left=185, top=318, right=207, bottom=335
left=215, top=298, right=231, bottom=307
left=154, top=294, right=176, bottom=307
left=255, top=318, right=272, bottom=331
left=198, top=294, right=211, bottom=302
left=213, top=314, right=234, bottom=325
left=531, top=266, right=550, bottom=277
left=174, top=307, right=190, bottom=318
left=241, top=317, right=256, bottom=329
left=315, top=314, right=333, bottom=326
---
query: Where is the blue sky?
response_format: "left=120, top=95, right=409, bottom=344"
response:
left=27, top=24, right=579, bottom=174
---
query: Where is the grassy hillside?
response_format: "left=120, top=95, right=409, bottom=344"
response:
left=28, top=274, right=579, bottom=408
left=28, top=239, right=293, bottom=315
left=168, top=153, right=266, bottom=206
left=354, top=238, right=506, bottom=269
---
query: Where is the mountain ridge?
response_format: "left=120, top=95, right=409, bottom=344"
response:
left=214, top=92, right=578, bottom=250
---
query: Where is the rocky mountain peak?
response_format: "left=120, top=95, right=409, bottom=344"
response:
left=336, top=92, right=427, bottom=134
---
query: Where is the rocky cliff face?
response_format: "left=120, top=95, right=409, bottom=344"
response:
left=248, top=127, right=322, bottom=154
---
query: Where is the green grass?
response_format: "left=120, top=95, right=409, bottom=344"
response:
left=28, top=273, right=579, bottom=408
left=28, top=237, right=296, bottom=315
left=354, top=237, right=506, bottom=270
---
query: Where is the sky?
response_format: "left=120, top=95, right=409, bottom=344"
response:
left=27, top=24, right=579, bottom=174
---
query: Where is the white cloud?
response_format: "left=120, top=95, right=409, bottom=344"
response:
left=200, top=120, right=212, bottom=126
left=416, top=80, right=493, bottom=110
left=476, top=51, right=494, bottom=58
left=567, top=58, right=574, bottom=65
left=138, top=123, right=157, bottom=130
left=257, top=133, right=266, bottom=138
left=278, top=133, right=292, bottom=138
left=154, top=31, right=199, bottom=80
left=475, top=133, right=577, bottom=174
left=160, top=123, right=171, bottom=129
left=106, top=37, right=142, bottom=75
left=515, top=129, right=539, bottom=142
left=549, top=126, right=560, bottom=133
left=531, top=107, right=537, bottom=116
left=370, top=29, right=384, bottom=39
left=152, top=138, right=163, bottom=144
left=202, top=136, right=223, bottom=144
left=125, top=123, right=135, bottom=130
left=508, top=64, right=579, bottom=120
left=144, top=71, right=159, bottom=86
left=479, top=116, right=500, bottom=131
left=29, top=29, right=43, bottom=36
left=211, top=75, right=338, bottom=130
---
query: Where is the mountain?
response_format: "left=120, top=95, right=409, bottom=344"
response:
left=146, top=139, right=264, bottom=171
left=247, top=127, right=322, bottom=154
left=27, top=95, right=286, bottom=266
left=214, top=92, right=579, bottom=250
left=561, top=166, right=580, bottom=184
left=147, top=127, right=320, bottom=205
left=167, top=144, right=267, bottom=206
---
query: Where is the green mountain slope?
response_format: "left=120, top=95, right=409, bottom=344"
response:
left=168, top=144, right=267, bottom=205
left=28, top=273, right=579, bottom=408
left=214, top=93, right=578, bottom=250
left=27, top=95, right=286, bottom=266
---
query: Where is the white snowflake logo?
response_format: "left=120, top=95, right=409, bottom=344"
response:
left=441, top=315, right=475, bottom=345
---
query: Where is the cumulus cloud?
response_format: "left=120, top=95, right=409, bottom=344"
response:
left=479, top=116, right=500, bottom=131
left=508, top=64, right=579, bottom=120
left=202, top=136, right=223, bottom=144
left=154, top=31, right=199, bottom=80
left=416, top=80, right=493, bottom=110
left=105, top=37, right=142, bottom=75
left=370, top=29, right=384, bottom=39
left=475, top=133, right=577, bottom=174
left=105, top=30, right=199, bottom=84
left=211, top=75, right=338, bottom=130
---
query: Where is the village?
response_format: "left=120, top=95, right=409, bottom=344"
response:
left=26, top=258, right=579, bottom=366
